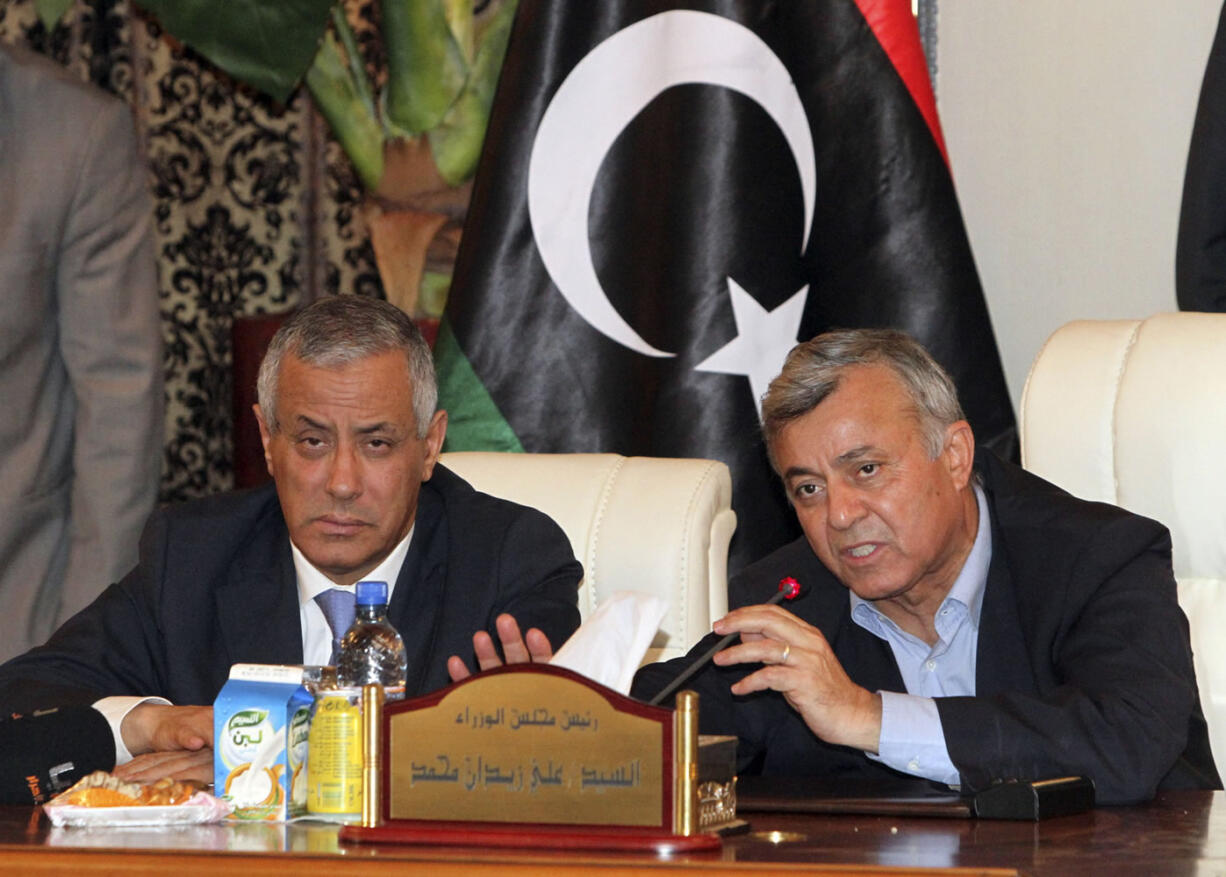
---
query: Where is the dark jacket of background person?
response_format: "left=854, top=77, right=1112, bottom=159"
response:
left=634, top=451, right=1220, bottom=805
left=0, top=706, right=114, bottom=805
left=0, top=41, right=162, bottom=662
left=0, top=466, right=581, bottom=711
left=1178, top=0, right=1226, bottom=312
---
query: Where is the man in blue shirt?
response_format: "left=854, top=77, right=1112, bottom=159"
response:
left=633, top=329, right=1219, bottom=804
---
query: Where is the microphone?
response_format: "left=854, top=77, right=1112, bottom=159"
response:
left=647, top=577, right=805, bottom=707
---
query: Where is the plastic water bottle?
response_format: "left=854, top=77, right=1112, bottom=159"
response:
left=335, top=580, right=407, bottom=699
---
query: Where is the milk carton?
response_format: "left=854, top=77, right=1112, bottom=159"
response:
left=213, top=663, right=312, bottom=821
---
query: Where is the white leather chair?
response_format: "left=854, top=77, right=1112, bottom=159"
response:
left=1021, top=312, right=1226, bottom=771
left=439, top=452, right=737, bottom=664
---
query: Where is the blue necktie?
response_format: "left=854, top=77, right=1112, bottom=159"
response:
left=314, top=588, right=356, bottom=665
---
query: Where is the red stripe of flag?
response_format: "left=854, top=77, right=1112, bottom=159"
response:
left=853, top=0, right=948, bottom=165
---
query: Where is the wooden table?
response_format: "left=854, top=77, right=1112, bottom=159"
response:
left=1, top=790, right=1221, bottom=875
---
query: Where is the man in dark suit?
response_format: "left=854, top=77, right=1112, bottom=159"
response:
left=0, top=296, right=581, bottom=781
left=632, top=329, right=1219, bottom=805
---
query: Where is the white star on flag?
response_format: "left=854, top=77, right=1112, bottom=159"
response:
left=694, top=278, right=810, bottom=420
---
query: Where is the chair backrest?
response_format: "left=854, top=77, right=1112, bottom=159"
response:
left=1021, top=312, right=1226, bottom=770
left=439, top=452, right=736, bottom=664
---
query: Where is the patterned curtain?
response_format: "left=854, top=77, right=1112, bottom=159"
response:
left=0, top=0, right=384, bottom=502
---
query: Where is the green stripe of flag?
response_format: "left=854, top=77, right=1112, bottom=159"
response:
left=433, top=317, right=524, bottom=452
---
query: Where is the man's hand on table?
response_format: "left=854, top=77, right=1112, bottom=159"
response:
left=113, top=748, right=213, bottom=783
left=447, top=613, right=553, bottom=682
left=116, top=703, right=214, bottom=783
left=120, top=703, right=211, bottom=753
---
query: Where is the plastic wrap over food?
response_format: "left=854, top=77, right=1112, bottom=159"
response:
left=44, top=791, right=234, bottom=827
left=42, top=771, right=233, bottom=827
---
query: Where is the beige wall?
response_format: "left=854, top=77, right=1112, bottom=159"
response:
left=936, top=0, right=1222, bottom=411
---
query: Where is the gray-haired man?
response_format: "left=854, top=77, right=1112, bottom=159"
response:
left=0, top=296, right=581, bottom=782
left=634, top=328, right=1219, bottom=805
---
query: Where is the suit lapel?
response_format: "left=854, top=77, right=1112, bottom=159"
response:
left=798, top=568, right=905, bottom=695
left=389, top=484, right=447, bottom=695
left=974, top=473, right=1039, bottom=698
left=835, top=611, right=906, bottom=694
left=216, top=514, right=303, bottom=667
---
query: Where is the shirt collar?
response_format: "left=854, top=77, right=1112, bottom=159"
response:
left=946, top=483, right=991, bottom=624
left=849, top=484, right=992, bottom=630
left=293, top=524, right=415, bottom=605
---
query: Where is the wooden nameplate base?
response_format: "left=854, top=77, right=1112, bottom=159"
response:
left=338, top=665, right=726, bottom=853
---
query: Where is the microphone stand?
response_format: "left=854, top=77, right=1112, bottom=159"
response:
left=647, top=577, right=803, bottom=706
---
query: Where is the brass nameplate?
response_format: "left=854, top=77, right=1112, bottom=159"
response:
left=384, top=666, right=670, bottom=827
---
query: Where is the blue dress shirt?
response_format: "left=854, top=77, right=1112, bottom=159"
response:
left=848, top=485, right=991, bottom=786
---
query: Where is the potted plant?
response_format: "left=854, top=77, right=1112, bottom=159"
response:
left=36, top=0, right=518, bottom=327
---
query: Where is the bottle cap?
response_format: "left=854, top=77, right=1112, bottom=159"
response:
left=355, top=580, right=389, bottom=606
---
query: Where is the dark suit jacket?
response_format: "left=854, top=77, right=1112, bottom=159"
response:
left=0, top=465, right=582, bottom=710
left=1177, top=0, right=1226, bottom=312
left=634, top=451, right=1220, bottom=805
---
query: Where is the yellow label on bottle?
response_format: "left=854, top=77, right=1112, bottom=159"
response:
left=306, top=693, right=363, bottom=817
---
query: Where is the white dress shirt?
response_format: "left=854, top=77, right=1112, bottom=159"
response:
left=295, top=526, right=413, bottom=666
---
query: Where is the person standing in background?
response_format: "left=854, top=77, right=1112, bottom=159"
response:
left=0, top=40, right=162, bottom=661
left=1177, top=0, right=1226, bottom=312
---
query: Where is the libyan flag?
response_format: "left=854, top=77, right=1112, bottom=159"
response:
left=435, top=0, right=1016, bottom=573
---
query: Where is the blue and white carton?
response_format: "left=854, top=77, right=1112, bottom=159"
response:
left=213, top=663, right=312, bottom=820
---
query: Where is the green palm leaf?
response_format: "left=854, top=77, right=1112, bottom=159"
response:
left=137, top=0, right=335, bottom=104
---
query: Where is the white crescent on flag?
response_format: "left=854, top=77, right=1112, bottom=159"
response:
left=528, top=8, right=815, bottom=396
